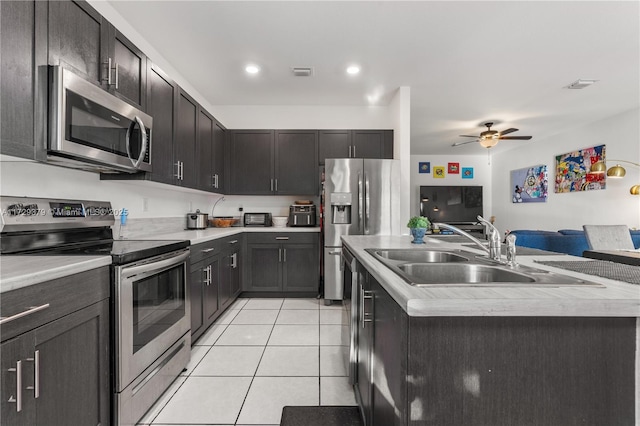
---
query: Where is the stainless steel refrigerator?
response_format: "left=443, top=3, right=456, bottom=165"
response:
left=323, top=158, right=400, bottom=303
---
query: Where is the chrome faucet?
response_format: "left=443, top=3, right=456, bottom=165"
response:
left=433, top=215, right=502, bottom=262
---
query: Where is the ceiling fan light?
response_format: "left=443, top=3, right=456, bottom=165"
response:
left=479, top=138, right=498, bottom=148
left=590, top=161, right=607, bottom=174
left=606, top=164, right=626, bottom=178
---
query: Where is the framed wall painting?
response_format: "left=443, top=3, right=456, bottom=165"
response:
left=418, top=162, right=431, bottom=173
left=433, top=166, right=445, bottom=178
left=510, top=165, right=548, bottom=203
left=461, top=167, right=474, bottom=179
left=448, top=162, right=460, bottom=174
left=554, top=144, right=606, bottom=193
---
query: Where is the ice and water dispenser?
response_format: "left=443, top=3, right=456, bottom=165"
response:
left=330, top=193, right=352, bottom=224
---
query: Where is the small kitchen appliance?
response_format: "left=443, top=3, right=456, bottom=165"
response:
left=289, top=204, right=317, bottom=227
left=186, top=209, right=208, bottom=229
left=243, top=212, right=272, bottom=227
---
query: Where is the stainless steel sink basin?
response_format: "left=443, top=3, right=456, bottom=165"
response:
left=366, top=247, right=604, bottom=287
left=373, top=249, right=470, bottom=263
left=398, top=263, right=535, bottom=285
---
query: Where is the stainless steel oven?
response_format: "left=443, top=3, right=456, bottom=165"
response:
left=0, top=196, right=192, bottom=426
left=48, top=66, right=152, bottom=174
left=114, top=248, right=191, bottom=426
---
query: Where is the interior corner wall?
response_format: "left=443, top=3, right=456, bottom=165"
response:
left=490, top=108, right=640, bottom=234
left=410, top=155, right=492, bottom=224
left=390, top=87, right=411, bottom=235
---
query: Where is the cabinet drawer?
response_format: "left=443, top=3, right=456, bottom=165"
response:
left=190, top=239, right=226, bottom=264
left=1, top=266, right=110, bottom=342
left=246, top=232, right=318, bottom=245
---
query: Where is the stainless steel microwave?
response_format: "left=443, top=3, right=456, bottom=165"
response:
left=48, top=66, right=152, bottom=174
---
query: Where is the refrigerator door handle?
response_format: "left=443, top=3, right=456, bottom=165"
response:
left=358, top=172, right=364, bottom=233
left=364, top=172, right=370, bottom=234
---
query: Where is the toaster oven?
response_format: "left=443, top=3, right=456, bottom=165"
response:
left=244, top=212, right=272, bottom=227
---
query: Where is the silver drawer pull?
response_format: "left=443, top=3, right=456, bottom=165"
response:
left=7, top=360, right=22, bottom=412
left=0, top=304, right=50, bottom=325
left=275, top=237, right=289, bottom=240
left=201, top=248, right=215, bottom=253
left=25, top=350, right=40, bottom=398
left=229, top=240, right=238, bottom=244
left=328, top=251, right=341, bottom=255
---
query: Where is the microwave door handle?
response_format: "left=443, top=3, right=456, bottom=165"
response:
left=126, top=116, right=148, bottom=168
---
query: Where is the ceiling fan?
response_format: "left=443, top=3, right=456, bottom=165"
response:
left=452, top=122, right=532, bottom=148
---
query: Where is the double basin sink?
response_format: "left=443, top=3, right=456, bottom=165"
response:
left=365, top=248, right=603, bottom=287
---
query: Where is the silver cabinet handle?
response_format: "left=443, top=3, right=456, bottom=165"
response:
left=364, top=172, right=370, bottom=234
left=115, top=62, right=119, bottom=90
left=215, top=174, right=219, bottom=188
left=0, top=303, right=50, bottom=325
left=283, top=249, right=286, bottom=262
left=231, top=253, right=237, bottom=268
left=348, top=145, right=352, bottom=157
left=7, top=360, right=22, bottom=412
left=175, top=161, right=181, bottom=179
left=25, top=350, right=40, bottom=398
left=278, top=248, right=282, bottom=262
left=229, top=240, right=238, bottom=245
left=126, top=116, right=147, bottom=168
left=212, top=175, right=216, bottom=188
left=202, top=248, right=215, bottom=253
left=181, top=161, right=184, bottom=180
left=353, top=145, right=356, bottom=157
left=361, top=288, right=373, bottom=328
left=107, top=57, right=113, bottom=85
left=270, top=179, right=274, bottom=192
left=275, top=179, right=278, bottom=192
left=275, top=236, right=289, bottom=240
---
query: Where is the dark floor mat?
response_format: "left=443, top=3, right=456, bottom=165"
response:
left=280, top=406, right=362, bottom=426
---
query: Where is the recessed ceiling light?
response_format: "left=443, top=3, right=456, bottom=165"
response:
left=346, top=65, right=360, bottom=75
left=245, top=65, right=260, bottom=74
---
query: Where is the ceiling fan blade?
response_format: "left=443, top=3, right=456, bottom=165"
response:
left=459, top=135, right=479, bottom=138
left=499, top=128, right=519, bottom=136
left=499, top=136, right=532, bottom=140
left=452, top=140, right=479, bottom=147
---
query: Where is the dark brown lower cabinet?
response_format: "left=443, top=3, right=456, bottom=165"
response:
left=0, top=267, right=110, bottom=426
left=354, top=269, right=636, bottom=426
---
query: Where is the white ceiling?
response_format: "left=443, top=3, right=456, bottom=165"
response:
left=107, top=1, right=639, bottom=155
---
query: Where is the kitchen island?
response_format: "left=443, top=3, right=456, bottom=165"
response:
left=342, top=235, right=639, bottom=426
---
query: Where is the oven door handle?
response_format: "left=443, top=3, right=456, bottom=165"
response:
left=121, top=250, right=189, bottom=279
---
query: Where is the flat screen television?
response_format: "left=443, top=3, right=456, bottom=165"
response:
left=419, top=185, right=483, bottom=224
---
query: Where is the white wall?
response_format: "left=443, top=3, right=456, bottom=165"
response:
left=410, top=155, right=492, bottom=223
left=490, top=108, right=640, bottom=234
left=390, top=87, right=411, bottom=234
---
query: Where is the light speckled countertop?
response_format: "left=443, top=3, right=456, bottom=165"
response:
left=342, top=235, right=640, bottom=317
left=1, top=256, right=112, bottom=293
left=141, top=226, right=320, bottom=245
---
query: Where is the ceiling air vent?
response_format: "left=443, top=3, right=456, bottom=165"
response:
left=565, top=79, right=598, bottom=89
left=291, top=67, right=314, bottom=77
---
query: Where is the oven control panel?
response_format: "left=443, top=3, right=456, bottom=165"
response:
left=0, top=196, right=115, bottom=233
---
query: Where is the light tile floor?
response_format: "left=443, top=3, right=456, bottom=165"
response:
left=138, top=298, right=356, bottom=426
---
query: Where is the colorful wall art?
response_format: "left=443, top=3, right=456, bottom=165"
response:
left=433, top=166, right=445, bottom=178
left=555, top=145, right=606, bottom=193
left=448, top=163, right=460, bottom=174
left=418, top=162, right=431, bottom=173
left=461, top=167, right=474, bottom=179
left=510, top=165, right=548, bottom=203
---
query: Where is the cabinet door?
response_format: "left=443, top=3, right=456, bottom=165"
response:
left=219, top=254, right=232, bottom=309
left=190, top=266, right=205, bottom=339
left=352, top=130, right=383, bottom=159
left=146, top=63, right=176, bottom=185
left=47, top=0, right=109, bottom=86
left=229, top=249, right=241, bottom=298
left=228, top=130, right=274, bottom=195
left=34, top=300, right=110, bottom=426
left=318, top=130, right=351, bottom=164
left=355, top=268, right=373, bottom=426
left=0, top=0, right=45, bottom=161
left=203, top=258, right=220, bottom=326
left=1, top=334, right=36, bottom=426
left=371, top=279, right=407, bottom=426
left=110, top=27, right=146, bottom=109
left=282, top=244, right=319, bottom=293
left=212, top=120, right=226, bottom=192
left=245, top=244, right=281, bottom=291
left=198, top=109, right=214, bottom=192
left=175, top=89, right=198, bottom=187
left=274, top=130, right=318, bottom=195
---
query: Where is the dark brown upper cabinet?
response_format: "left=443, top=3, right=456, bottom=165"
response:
left=274, top=130, right=319, bottom=195
left=175, top=88, right=198, bottom=188
left=47, top=0, right=146, bottom=110
left=197, top=109, right=215, bottom=191
left=227, top=130, right=275, bottom=195
left=319, top=130, right=394, bottom=164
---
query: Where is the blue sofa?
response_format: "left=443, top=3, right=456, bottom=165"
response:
left=507, top=229, right=640, bottom=257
